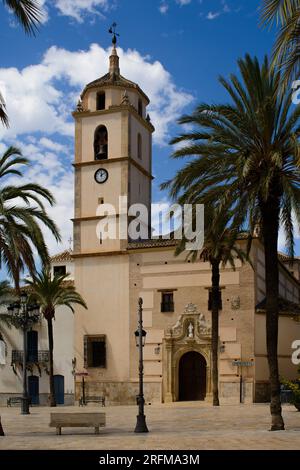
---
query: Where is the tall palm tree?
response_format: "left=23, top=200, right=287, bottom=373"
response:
left=261, top=0, right=300, bottom=85
left=0, top=0, right=43, bottom=126
left=0, top=146, right=61, bottom=290
left=172, top=206, right=248, bottom=406
left=26, top=270, right=87, bottom=407
left=162, top=54, right=300, bottom=430
left=0, top=279, right=14, bottom=436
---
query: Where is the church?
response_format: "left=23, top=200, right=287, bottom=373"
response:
left=1, top=39, right=300, bottom=406
left=69, top=39, right=300, bottom=405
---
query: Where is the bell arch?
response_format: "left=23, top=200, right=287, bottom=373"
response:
left=94, top=125, right=108, bottom=160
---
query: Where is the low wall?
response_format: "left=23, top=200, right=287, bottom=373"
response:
left=75, top=381, right=162, bottom=405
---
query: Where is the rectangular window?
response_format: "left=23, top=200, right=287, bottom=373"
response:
left=84, top=335, right=106, bottom=368
left=53, top=265, right=66, bottom=276
left=161, top=292, right=174, bottom=313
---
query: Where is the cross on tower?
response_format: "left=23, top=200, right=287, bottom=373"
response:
left=108, top=22, right=120, bottom=45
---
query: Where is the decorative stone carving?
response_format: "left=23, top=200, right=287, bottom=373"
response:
left=170, top=303, right=211, bottom=339
left=183, top=303, right=198, bottom=315
left=198, top=313, right=211, bottom=336
left=231, top=296, right=240, bottom=310
left=163, top=302, right=212, bottom=403
left=121, top=91, right=130, bottom=105
left=76, top=100, right=84, bottom=112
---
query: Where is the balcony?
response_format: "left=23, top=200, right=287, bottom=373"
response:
left=11, top=350, right=50, bottom=364
left=11, top=350, right=50, bottom=376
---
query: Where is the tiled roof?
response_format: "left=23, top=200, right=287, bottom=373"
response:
left=127, top=232, right=254, bottom=250
left=256, top=297, right=300, bottom=316
left=128, top=238, right=177, bottom=250
left=81, top=73, right=150, bottom=103
left=50, top=249, right=73, bottom=263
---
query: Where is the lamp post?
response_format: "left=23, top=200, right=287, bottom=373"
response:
left=134, top=297, right=148, bottom=433
left=8, top=291, right=40, bottom=415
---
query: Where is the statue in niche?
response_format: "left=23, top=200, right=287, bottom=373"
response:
left=188, top=322, right=194, bottom=338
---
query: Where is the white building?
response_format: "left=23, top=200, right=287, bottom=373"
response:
left=0, top=251, right=74, bottom=406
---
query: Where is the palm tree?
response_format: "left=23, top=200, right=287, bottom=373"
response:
left=0, top=279, right=14, bottom=436
left=170, top=202, right=248, bottom=405
left=26, top=269, right=87, bottom=407
left=261, top=0, right=300, bottom=86
left=1, top=1, right=43, bottom=126
left=0, top=280, right=14, bottom=326
left=162, top=54, right=300, bottom=430
left=0, top=146, right=61, bottom=290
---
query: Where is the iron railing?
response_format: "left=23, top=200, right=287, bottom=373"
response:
left=11, top=350, right=50, bottom=364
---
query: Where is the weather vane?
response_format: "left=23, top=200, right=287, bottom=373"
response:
left=108, top=22, right=120, bottom=46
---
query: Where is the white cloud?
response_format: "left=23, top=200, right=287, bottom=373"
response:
left=159, top=2, right=169, bottom=14
left=39, top=137, right=67, bottom=153
left=0, top=43, right=193, bottom=146
left=4, top=138, right=74, bottom=255
left=207, top=11, right=221, bottom=20
left=176, top=0, right=192, bottom=5
left=34, top=0, right=111, bottom=23
left=53, top=0, right=109, bottom=22
left=205, top=1, right=234, bottom=20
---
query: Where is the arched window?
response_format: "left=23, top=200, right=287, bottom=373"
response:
left=94, top=125, right=108, bottom=160
left=96, top=92, right=105, bottom=111
left=137, top=133, right=142, bottom=160
left=138, top=98, right=143, bottom=117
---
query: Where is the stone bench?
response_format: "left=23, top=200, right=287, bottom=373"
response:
left=49, top=412, right=106, bottom=435
left=79, top=396, right=105, bottom=407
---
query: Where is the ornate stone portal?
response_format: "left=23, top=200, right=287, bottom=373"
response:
left=163, top=303, right=212, bottom=402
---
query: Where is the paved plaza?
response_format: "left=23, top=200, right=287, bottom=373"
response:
left=0, top=402, right=299, bottom=450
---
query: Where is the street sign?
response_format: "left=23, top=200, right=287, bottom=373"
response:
left=75, top=372, right=89, bottom=376
left=232, top=361, right=253, bottom=367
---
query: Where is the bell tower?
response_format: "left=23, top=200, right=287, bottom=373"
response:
left=72, top=37, right=154, bottom=257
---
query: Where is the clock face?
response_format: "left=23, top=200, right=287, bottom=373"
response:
left=94, top=168, right=108, bottom=184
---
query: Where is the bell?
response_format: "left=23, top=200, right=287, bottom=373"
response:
left=96, top=145, right=107, bottom=160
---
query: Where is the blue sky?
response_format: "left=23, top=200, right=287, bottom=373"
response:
left=0, top=0, right=297, bottom=259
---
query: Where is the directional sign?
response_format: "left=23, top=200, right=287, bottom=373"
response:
left=232, top=361, right=253, bottom=367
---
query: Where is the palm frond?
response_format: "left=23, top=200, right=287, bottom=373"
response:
left=3, top=0, right=43, bottom=35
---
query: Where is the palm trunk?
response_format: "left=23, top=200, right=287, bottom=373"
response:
left=211, top=258, right=220, bottom=406
left=47, top=318, right=56, bottom=407
left=261, top=199, right=284, bottom=431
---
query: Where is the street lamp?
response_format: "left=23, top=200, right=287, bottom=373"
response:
left=134, top=297, right=148, bottom=433
left=8, top=291, right=40, bottom=415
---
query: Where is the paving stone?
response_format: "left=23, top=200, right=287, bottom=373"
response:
left=0, top=403, right=299, bottom=450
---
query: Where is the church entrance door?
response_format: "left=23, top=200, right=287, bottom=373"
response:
left=179, top=351, right=206, bottom=401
